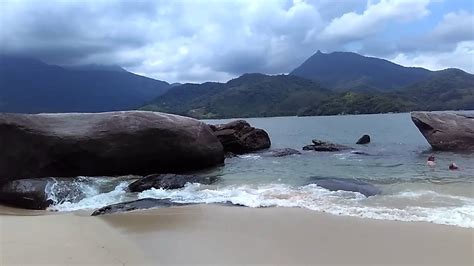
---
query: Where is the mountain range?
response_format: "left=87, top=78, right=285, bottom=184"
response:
left=1, top=51, right=472, bottom=116
left=0, top=56, right=170, bottom=113
left=142, top=51, right=473, bottom=118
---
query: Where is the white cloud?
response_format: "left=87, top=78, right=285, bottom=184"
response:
left=0, top=0, right=472, bottom=82
left=391, top=41, right=474, bottom=73
left=430, top=11, right=474, bottom=43
left=319, top=0, right=431, bottom=42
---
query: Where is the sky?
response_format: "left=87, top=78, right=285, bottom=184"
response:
left=0, top=0, right=473, bottom=83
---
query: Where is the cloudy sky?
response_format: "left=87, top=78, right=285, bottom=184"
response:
left=1, top=0, right=473, bottom=83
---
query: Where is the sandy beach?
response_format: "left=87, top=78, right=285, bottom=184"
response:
left=1, top=205, right=472, bottom=266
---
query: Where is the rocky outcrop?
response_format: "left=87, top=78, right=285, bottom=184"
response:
left=91, top=198, right=191, bottom=216
left=261, top=148, right=301, bottom=157
left=303, top=139, right=351, bottom=152
left=356, top=134, right=371, bottom=144
left=209, top=120, right=271, bottom=154
left=411, top=112, right=474, bottom=151
left=309, top=177, right=380, bottom=197
left=0, top=111, right=224, bottom=183
left=128, top=174, right=218, bottom=192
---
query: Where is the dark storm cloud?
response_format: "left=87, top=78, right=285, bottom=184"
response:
left=0, top=0, right=157, bottom=64
left=1, top=0, right=473, bottom=82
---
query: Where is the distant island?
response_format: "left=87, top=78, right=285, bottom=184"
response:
left=1, top=51, right=473, bottom=117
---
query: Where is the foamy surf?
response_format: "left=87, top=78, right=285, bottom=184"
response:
left=47, top=181, right=474, bottom=228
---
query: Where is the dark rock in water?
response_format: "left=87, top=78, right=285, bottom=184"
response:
left=128, top=174, right=218, bottom=192
left=209, top=120, right=271, bottom=154
left=356, top=134, right=371, bottom=144
left=350, top=150, right=371, bottom=156
left=0, top=177, right=85, bottom=210
left=0, top=111, right=224, bottom=183
left=263, top=148, right=301, bottom=157
left=0, top=178, right=54, bottom=209
left=309, top=177, right=381, bottom=197
left=91, top=198, right=191, bottom=216
left=411, top=112, right=474, bottom=151
left=303, top=139, right=351, bottom=152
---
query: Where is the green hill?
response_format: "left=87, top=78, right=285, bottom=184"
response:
left=141, top=73, right=331, bottom=118
left=400, top=68, right=474, bottom=111
left=143, top=67, right=473, bottom=118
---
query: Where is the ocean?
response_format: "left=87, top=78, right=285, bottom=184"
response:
left=47, top=113, right=474, bottom=228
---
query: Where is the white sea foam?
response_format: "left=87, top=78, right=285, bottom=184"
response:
left=137, top=183, right=474, bottom=228
left=238, top=154, right=262, bottom=159
left=47, top=181, right=129, bottom=212
left=48, top=182, right=474, bottom=228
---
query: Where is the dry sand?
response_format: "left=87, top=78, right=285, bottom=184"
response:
left=1, top=204, right=473, bottom=265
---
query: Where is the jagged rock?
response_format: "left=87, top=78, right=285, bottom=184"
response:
left=309, top=177, right=381, bottom=197
left=128, top=174, right=218, bottom=192
left=303, top=139, right=351, bottom=152
left=0, top=111, right=224, bottom=183
left=209, top=120, right=271, bottom=154
left=411, top=112, right=474, bottom=151
left=356, top=134, right=371, bottom=144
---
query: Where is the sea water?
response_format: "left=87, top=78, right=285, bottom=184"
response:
left=48, top=113, right=474, bottom=228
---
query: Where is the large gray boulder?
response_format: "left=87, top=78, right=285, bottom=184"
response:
left=411, top=112, right=474, bottom=151
left=0, top=178, right=55, bottom=209
left=0, top=111, right=224, bottom=183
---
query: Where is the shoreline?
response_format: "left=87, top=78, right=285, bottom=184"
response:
left=1, top=204, right=472, bottom=265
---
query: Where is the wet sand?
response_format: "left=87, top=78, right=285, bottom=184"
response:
left=1, top=205, right=473, bottom=265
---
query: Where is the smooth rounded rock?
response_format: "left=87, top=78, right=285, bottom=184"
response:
left=309, top=177, right=381, bottom=197
left=0, top=111, right=225, bottom=183
left=411, top=112, right=474, bottom=151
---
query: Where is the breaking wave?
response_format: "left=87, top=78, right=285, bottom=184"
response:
left=48, top=181, right=474, bottom=228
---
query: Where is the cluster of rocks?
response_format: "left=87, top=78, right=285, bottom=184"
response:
left=1, top=110, right=471, bottom=212
left=302, top=134, right=371, bottom=152
left=303, top=140, right=351, bottom=152
left=208, top=120, right=271, bottom=154
left=0, top=111, right=272, bottom=210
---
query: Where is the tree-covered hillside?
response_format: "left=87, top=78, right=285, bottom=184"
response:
left=141, top=73, right=331, bottom=118
left=143, top=68, right=473, bottom=118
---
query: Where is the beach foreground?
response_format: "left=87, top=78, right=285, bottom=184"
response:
left=1, top=205, right=472, bottom=265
